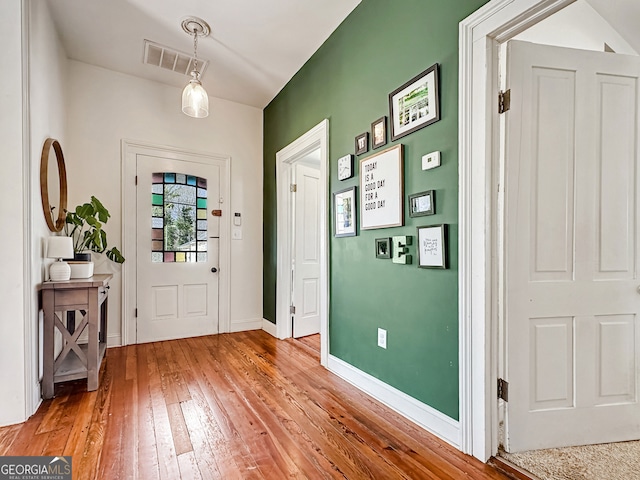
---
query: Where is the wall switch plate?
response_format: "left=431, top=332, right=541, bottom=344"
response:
left=377, top=328, right=387, bottom=349
left=422, top=151, right=441, bottom=170
left=232, top=227, right=242, bottom=240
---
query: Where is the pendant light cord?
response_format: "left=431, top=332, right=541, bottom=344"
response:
left=193, top=31, right=199, bottom=76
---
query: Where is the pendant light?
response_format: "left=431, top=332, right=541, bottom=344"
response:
left=181, top=17, right=210, bottom=118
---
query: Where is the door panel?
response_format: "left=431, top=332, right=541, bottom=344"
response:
left=504, top=40, right=640, bottom=452
left=136, top=154, right=220, bottom=343
left=293, top=163, right=321, bottom=338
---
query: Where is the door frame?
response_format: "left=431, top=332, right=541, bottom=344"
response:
left=275, top=120, right=329, bottom=366
left=121, top=139, right=231, bottom=345
left=458, top=0, right=575, bottom=461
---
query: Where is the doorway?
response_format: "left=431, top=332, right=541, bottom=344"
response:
left=275, top=120, right=329, bottom=366
left=121, top=141, right=231, bottom=345
left=459, top=0, right=640, bottom=462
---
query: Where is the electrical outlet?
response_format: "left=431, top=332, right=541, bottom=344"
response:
left=377, top=328, right=387, bottom=349
left=232, top=227, right=242, bottom=240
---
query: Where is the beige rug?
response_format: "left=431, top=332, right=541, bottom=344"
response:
left=500, top=441, right=640, bottom=480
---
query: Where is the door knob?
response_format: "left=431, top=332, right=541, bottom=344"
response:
left=211, top=267, right=218, bottom=273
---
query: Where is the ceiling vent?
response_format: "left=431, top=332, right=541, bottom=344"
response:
left=143, top=39, right=208, bottom=77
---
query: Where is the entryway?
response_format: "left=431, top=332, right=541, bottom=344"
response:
left=122, top=141, right=231, bottom=345
left=275, top=120, right=329, bottom=366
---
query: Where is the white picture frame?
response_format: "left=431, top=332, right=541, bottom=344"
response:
left=334, top=187, right=357, bottom=237
left=359, top=144, right=404, bottom=230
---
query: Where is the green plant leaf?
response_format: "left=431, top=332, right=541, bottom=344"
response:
left=106, top=247, right=125, bottom=264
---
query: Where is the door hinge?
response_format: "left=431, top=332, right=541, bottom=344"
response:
left=498, top=378, right=509, bottom=402
left=135, top=308, right=138, bottom=318
left=290, top=184, right=297, bottom=193
left=498, top=89, right=511, bottom=114
left=135, top=175, right=138, bottom=186
left=289, top=305, right=296, bottom=314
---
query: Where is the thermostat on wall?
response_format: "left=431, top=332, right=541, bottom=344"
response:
left=422, top=151, right=441, bottom=170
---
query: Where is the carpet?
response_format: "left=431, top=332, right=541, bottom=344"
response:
left=500, top=441, right=640, bottom=480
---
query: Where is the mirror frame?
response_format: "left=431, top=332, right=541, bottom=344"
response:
left=40, top=138, right=68, bottom=232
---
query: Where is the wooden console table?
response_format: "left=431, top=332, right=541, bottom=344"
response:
left=40, top=274, right=112, bottom=399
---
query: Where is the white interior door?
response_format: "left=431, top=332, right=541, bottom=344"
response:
left=504, top=40, right=640, bottom=452
left=136, top=154, right=220, bottom=343
left=292, top=163, right=321, bottom=338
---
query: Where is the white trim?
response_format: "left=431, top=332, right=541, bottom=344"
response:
left=121, top=139, right=232, bottom=345
left=328, top=355, right=460, bottom=449
left=21, top=0, right=37, bottom=417
left=262, top=318, right=278, bottom=337
left=229, top=318, right=264, bottom=333
left=458, top=0, right=574, bottom=462
left=275, top=120, right=329, bottom=367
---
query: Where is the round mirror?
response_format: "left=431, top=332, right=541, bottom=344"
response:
left=40, top=138, right=68, bottom=232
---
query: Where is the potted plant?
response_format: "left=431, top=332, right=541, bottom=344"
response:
left=64, top=196, right=125, bottom=277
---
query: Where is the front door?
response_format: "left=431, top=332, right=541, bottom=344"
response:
left=292, top=162, right=321, bottom=338
left=136, top=154, right=221, bottom=343
left=504, top=40, right=640, bottom=452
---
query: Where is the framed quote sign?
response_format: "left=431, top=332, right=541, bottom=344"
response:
left=359, top=144, right=404, bottom=230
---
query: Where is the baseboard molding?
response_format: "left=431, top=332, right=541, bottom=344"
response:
left=107, top=334, right=121, bottom=347
left=262, top=318, right=277, bottom=337
left=229, top=318, right=263, bottom=333
left=328, top=355, right=461, bottom=449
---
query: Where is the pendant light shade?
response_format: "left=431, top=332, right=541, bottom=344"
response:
left=182, top=73, right=209, bottom=118
left=181, top=17, right=210, bottom=119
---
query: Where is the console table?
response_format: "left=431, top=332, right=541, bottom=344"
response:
left=40, top=274, right=112, bottom=399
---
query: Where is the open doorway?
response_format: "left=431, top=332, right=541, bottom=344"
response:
left=458, top=0, right=640, bottom=465
left=493, top=1, right=640, bottom=477
left=275, top=120, right=329, bottom=366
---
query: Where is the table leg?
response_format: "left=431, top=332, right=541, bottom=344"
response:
left=87, top=286, right=99, bottom=391
left=42, top=290, right=55, bottom=399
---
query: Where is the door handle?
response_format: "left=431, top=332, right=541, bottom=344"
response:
left=211, top=267, right=218, bottom=273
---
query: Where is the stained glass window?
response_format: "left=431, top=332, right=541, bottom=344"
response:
left=152, top=172, right=207, bottom=263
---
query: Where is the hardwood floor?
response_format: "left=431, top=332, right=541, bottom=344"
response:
left=0, top=331, right=509, bottom=479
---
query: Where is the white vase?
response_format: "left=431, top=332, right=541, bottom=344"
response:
left=50, top=260, right=71, bottom=281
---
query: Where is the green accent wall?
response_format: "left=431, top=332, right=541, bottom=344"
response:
left=263, top=0, right=487, bottom=420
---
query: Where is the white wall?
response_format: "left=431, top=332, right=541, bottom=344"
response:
left=28, top=0, right=69, bottom=413
left=0, top=0, right=27, bottom=426
left=65, top=61, right=264, bottom=343
left=514, top=0, right=638, bottom=55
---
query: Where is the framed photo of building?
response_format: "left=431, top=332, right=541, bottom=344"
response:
left=389, top=63, right=440, bottom=141
left=334, top=187, right=357, bottom=237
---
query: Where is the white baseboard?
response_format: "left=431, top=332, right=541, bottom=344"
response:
left=229, top=318, right=263, bottom=333
left=262, top=318, right=277, bottom=337
left=328, top=355, right=461, bottom=449
left=107, top=334, right=121, bottom=347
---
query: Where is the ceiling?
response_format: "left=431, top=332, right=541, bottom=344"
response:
left=584, top=0, right=640, bottom=53
left=45, top=0, right=361, bottom=109
left=44, top=0, right=638, bottom=110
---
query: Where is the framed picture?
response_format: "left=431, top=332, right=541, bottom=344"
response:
left=334, top=187, right=357, bottom=237
left=375, top=238, right=391, bottom=259
left=360, top=144, right=404, bottom=230
left=355, top=132, right=369, bottom=155
left=389, top=63, right=440, bottom=141
left=371, top=116, right=387, bottom=149
left=409, top=190, right=435, bottom=217
left=417, top=224, right=447, bottom=269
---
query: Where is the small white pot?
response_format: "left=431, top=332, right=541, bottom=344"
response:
left=69, top=261, right=94, bottom=279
